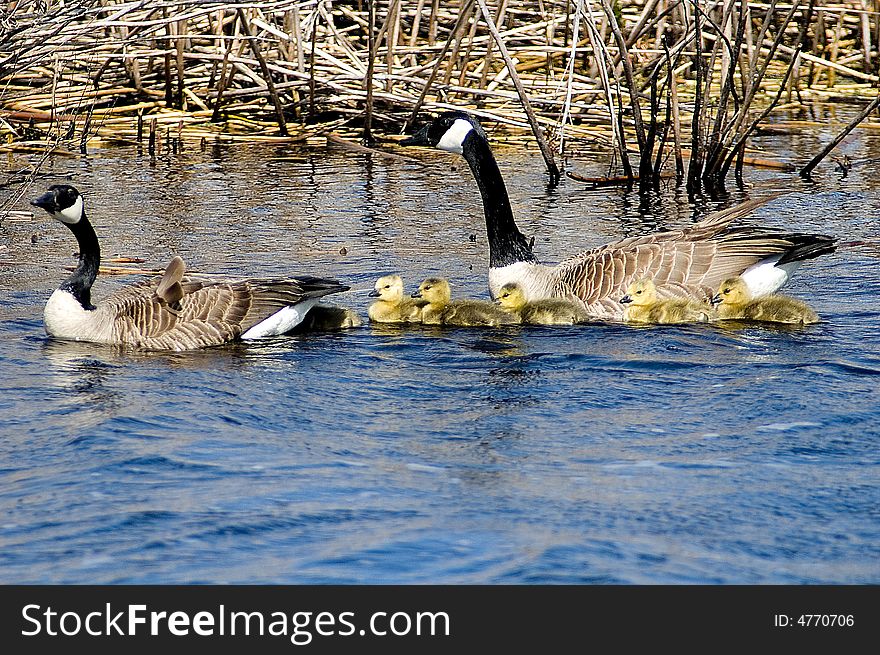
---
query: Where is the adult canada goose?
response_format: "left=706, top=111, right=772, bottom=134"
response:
left=495, top=282, right=589, bottom=325
left=620, top=278, right=715, bottom=324
left=367, top=274, right=425, bottom=323
left=412, top=277, right=517, bottom=326
left=401, top=111, right=837, bottom=319
left=31, top=184, right=350, bottom=351
left=712, top=276, right=819, bottom=324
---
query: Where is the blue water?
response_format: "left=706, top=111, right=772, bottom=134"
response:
left=1, top=126, right=879, bottom=583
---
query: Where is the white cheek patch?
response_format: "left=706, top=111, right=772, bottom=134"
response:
left=56, top=195, right=83, bottom=225
left=437, top=118, right=474, bottom=154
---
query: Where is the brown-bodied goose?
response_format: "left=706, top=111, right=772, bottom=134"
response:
left=401, top=111, right=837, bottom=320
left=31, top=184, right=350, bottom=351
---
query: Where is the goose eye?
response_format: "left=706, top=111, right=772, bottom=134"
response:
left=636, top=290, right=642, bottom=295
left=723, top=288, right=730, bottom=294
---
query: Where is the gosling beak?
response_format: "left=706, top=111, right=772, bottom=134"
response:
left=368, top=289, right=380, bottom=298
left=620, top=295, right=632, bottom=304
left=400, top=122, right=431, bottom=147
left=711, top=293, right=723, bottom=306
left=411, top=290, right=423, bottom=298
left=30, top=191, right=57, bottom=213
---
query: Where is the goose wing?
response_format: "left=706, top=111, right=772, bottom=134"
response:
left=99, top=261, right=349, bottom=349
left=549, top=195, right=820, bottom=314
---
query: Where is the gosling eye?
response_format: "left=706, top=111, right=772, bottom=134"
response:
left=635, top=290, right=642, bottom=295
left=384, top=285, right=391, bottom=289
left=723, top=288, right=730, bottom=294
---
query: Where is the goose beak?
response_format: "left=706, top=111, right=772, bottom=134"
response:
left=368, top=289, right=380, bottom=298
left=410, top=290, right=423, bottom=298
left=400, top=123, right=431, bottom=147
left=620, top=295, right=632, bottom=304
left=711, top=293, right=723, bottom=306
left=30, top=191, right=57, bottom=213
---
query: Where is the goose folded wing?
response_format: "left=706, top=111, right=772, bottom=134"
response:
left=552, top=228, right=801, bottom=309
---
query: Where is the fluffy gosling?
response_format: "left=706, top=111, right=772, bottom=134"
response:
left=292, top=304, right=362, bottom=332
left=413, top=277, right=517, bottom=327
left=620, top=278, right=714, bottom=324
left=712, top=277, right=819, bottom=324
left=368, top=274, right=425, bottom=323
left=495, top=282, right=589, bottom=325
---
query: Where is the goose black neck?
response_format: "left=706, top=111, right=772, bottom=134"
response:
left=461, top=132, right=537, bottom=268
left=61, top=212, right=99, bottom=310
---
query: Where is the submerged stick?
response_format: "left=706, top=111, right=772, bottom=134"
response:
left=800, top=93, right=880, bottom=177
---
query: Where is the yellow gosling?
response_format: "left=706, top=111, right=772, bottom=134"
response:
left=413, top=277, right=517, bottom=327
left=620, top=278, right=714, bottom=324
left=713, top=277, right=819, bottom=324
left=367, top=274, right=424, bottom=323
left=495, top=282, right=589, bottom=325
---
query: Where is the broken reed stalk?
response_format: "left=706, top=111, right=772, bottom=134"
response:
left=686, top=1, right=704, bottom=194
left=582, top=0, right=632, bottom=180
left=664, top=40, right=684, bottom=183
left=474, top=0, right=560, bottom=183
left=601, top=0, right=654, bottom=191
left=236, top=7, right=287, bottom=137
left=800, top=92, right=880, bottom=177
left=721, top=0, right=815, bottom=182
left=404, top=0, right=475, bottom=131
left=362, top=0, right=376, bottom=146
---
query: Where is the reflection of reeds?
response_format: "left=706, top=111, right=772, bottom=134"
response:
left=2, top=1, right=880, bottom=192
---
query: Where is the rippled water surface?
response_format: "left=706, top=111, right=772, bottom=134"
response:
left=1, top=116, right=879, bottom=583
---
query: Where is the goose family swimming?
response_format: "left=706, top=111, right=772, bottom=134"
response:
left=712, top=276, right=819, bottom=324
left=401, top=111, right=837, bottom=319
left=412, top=277, right=517, bottom=326
left=495, top=282, right=589, bottom=325
left=367, top=274, right=425, bottom=323
left=620, top=278, right=715, bottom=324
left=31, top=184, right=350, bottom=351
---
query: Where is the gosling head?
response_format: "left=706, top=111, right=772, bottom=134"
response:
left=31, top=184, right=84, bottom=225
left=620, top=278, right=657, bottom=307
left=495, top=282, right=527, bottom=311
left=368, top=274, right=404, bottom=302
left=712, top=277, right=750, bottom=306
left=400, top=111, right=487, bottom=155
left=412, top=277, right=452, bottom=304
